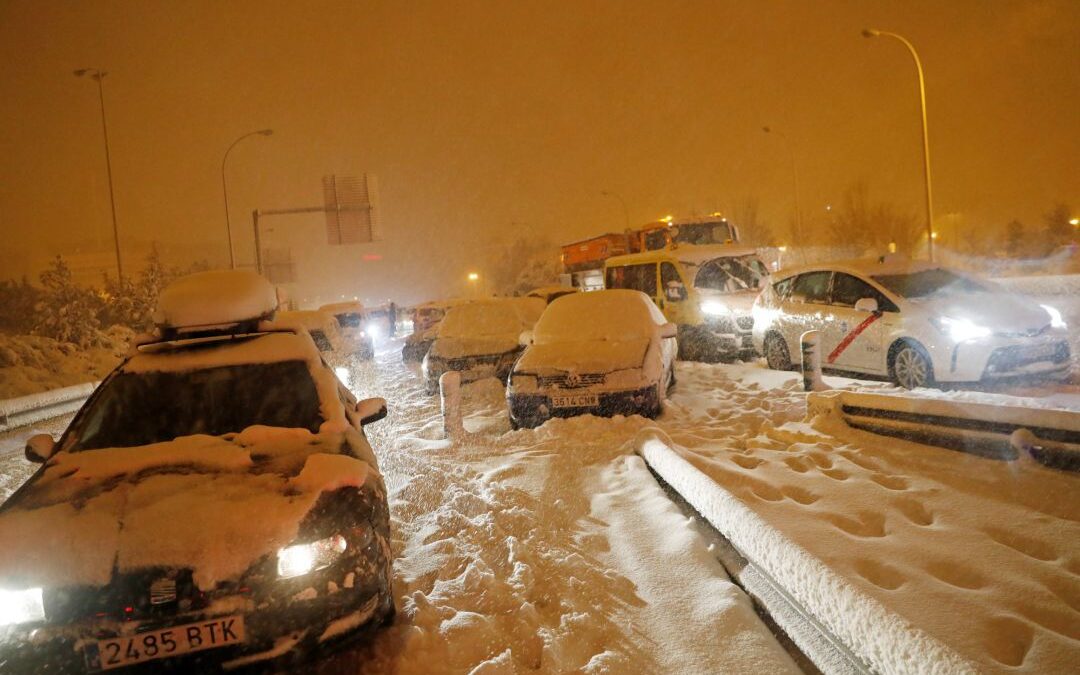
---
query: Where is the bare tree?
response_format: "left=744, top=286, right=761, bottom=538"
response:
left=830, top=181, right=919, bottom=253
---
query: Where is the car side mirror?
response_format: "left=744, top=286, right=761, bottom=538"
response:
left=355, top=397, right=388, bottom=426
left=659, top=322, right=678, bottom=339
left=25, top=433, right=57, bottom=463
left=854, top=297, right=879, bottom=314
left=519, top=330, right=534, bottom=347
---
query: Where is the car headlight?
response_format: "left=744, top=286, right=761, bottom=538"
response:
left=0, top=587, right=45, bottom=626
left=277, top=534, right=348, bottom=579
left=931, top=316, right=991, bottom=342
left=1040, top=304, right=1067, bottom=329
left=366, top=323, right=383, bottom=340
left=701, top=300, right=729, bottom=316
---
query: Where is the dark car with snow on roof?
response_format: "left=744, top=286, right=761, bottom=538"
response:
left=421, top=297, right=545, bottom=394
left=507, top=289, right=678, bottom=429
left=0, top=270, right=395, bottom=673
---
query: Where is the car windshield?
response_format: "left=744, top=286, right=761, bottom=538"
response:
left=692, top=255, right=767, bottom=293
left=872, top=269, right=989, bottom=299
left=64, top=360, right=323, bottom=452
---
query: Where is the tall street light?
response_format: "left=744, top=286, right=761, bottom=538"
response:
left=222, top=129, right=273, bottom=269
left=74, top=68, right=123, bottom=283
left=762, top=126, right=803, bottom=246
left=863, top=28, right=935, bottom=261
left=600, top=190, right=630, bottom=230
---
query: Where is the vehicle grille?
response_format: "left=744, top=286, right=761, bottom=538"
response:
left=446, top=354, right=500, bottom=370
left=735, top=316, right=754, bottom=331
left=537, top=373, right=605, bottom=389
left=986, top=341, right=1070, bottom=373
left=44, top=569, right=208, bottom=622
left=994, top=324, right=1049, bottom=339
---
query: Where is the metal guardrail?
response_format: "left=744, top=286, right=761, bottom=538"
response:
left=0, top=382, right=97, bottom=434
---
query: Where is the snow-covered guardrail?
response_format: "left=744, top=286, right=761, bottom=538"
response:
left=636, top=429, right=975, bottom=675
left=808, top=390, right=1080, bottom=471
left=0, top=382, right=97, bottom=433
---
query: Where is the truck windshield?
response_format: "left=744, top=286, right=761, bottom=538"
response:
left=692, top=255, right=767, bottom=293
left=676, top=221, right=735, bottom=246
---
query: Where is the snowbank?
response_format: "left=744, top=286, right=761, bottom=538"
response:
left=639, top=362, right=1080, bottom=673
left=0, top=326, right=131, bottom=399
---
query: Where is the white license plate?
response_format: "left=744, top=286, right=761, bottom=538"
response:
left=89, top=615, right=245, bottom=671
left=551, top=393, right=599, bottom=408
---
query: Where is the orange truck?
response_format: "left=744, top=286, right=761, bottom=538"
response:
left=561, top=215, right=741, bottom=289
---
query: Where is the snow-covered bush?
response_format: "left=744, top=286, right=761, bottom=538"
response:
left=0, top=277, right=41, bottom=333
left=32, top=257, right=103, bottom=349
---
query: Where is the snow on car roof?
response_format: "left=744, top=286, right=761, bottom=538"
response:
left=439, top=298, right=541, bottom=338
left=415, top=297, right=474, bottom=311
left=153, top=269, right=278, bottom=329
left=274, top=309, right=336, bottom=332
left=527, top=285, right=579, bottom=297
left=319, top=301, right=365, bottom=315
left=534, top=289, right=665, bottom=344
left=776, top=255, right=941, bottom=280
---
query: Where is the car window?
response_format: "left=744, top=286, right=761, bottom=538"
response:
left=607, top=263, right=657, bottom=296
left=334, top=312, right=363, bottom=328
left=773, top=276, right=795, bottom=300
left=789, top=271, right=832, bottom=304
left=693, top=255, right=765, bottom=293
left=65, top=360, right=324, bottom=451
left=660, top=262, right=686, bottom=301
left=309, top=329, right=333, bottom=352
left=872, top=268, right=989, bottom=299
left=830, top=272, right=898, bottom=312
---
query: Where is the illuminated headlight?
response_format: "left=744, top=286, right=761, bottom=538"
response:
left=1041, top=304, right=1067, bottom=329
left=277, top=534, right=348, bottom=579
left=932, top=316, right=990, bottom=342
left=366, top=323, right=383, bottom=340
left=701, top=300, right=729, bottom=316
left=0, top=587, right=45, bottom=626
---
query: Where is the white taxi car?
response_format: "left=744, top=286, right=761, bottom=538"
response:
left=751, top=258, right=1071, bottom=388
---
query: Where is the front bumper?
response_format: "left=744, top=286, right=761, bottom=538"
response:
left=933, top=335, right=1071, bottom=383
left=423, top=353, right=516, bottom=391
left=507, top=384, right=658, bottom=428
left=0, top=561, right=393, bottom=674
left=679, top=322, right=755, bottom=361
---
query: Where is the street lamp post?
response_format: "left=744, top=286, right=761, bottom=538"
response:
left=222, top=129, right=273, bottom=269
left=600, top=190, right=630, bottom=230
left=74, top=68, right=123, bottom=283
left=863, top=28, right=935, bottom=262
left=762, top=126, right=803, bottom=246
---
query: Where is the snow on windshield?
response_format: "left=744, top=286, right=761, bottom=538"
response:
left=872, top=268, right=989, bottom=299
left=439, top=301, right=530, bottom=338
left=533, top=290, right=659, bottom=344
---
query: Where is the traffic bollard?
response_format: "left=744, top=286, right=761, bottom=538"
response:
left=440, top=371, right=465, bottom=439
left=801, top=330, right=826, bottom=392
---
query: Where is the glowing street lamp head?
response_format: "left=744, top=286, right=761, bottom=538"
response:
left=467, top=272, right=479, bottom=282
left=1070, top=218, right=1079, bottom=227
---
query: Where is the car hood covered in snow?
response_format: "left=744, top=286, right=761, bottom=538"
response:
left=429, top=335, right=519, bottom=361
left=913, top=292, right=1052, bottom=334
left=515, top=339, right=650, bottom=375
left=0, top=426, right=376, bottom=591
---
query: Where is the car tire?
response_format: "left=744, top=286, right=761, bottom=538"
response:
left=764, top=333, right=793, bottom=371
left=890, top=342, right=934, bottom=389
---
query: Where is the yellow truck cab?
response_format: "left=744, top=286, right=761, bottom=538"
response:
left=603, top=244, right=769, bottom=361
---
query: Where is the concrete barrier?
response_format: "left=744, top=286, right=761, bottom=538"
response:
left=0, top=382, right=97, bottom=433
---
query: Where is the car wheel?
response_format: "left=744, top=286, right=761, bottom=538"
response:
left=764, top=333, right=793, bottom=371
left=891, top=343, right=934, bottom=389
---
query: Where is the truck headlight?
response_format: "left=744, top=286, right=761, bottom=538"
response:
left=277, top=534, right=348, bottom=579
left=701, top=300, right=729, bottom=316
left=1040, top=304, right=1067, bottom=329
left=0, top=587, right=45, bottom=626
left=931, top=316, right=990, bottom=342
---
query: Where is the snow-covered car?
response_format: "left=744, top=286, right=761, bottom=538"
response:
left=506, top=289, right=678, bottom=428
left=402, top=298, right=473, bottom=363
left=752, top=257, right=1072, bottom=388
left=421, top=297, right=545, bottom=394
left=604, top=244, right=769, bottom=362
left=525, top=285, right=581, bottom=305
left=0, top=270, right=394, bottom=672
left=318, top=302, right=376, bottom=360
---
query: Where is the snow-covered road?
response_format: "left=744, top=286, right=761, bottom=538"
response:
left=2, top=347, right=1077, bottom=673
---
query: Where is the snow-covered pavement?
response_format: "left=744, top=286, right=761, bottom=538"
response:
left=1, top=347, right=1077, bottom=673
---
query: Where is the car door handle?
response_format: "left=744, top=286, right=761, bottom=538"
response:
left=840, top=321, right=849, bottom=332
